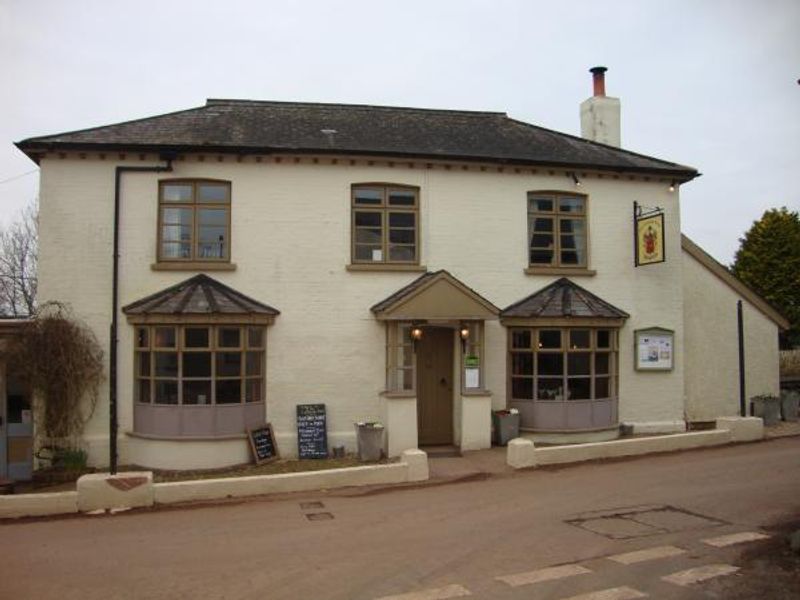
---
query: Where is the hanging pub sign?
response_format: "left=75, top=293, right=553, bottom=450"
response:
left=634, top=201, right=665, bottom=266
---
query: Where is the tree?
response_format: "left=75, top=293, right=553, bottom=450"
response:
left=731, top=207, right=800, bottom=348
left=0, top=199, right=38, bottom=317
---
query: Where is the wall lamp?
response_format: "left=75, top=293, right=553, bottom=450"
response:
left=668, top=180, right=677, bottom=192
left=570, top=172, right=581, bottom=187
left=410, top=322, right=424, bottom=351
left=459, top=323, right=470, bottom=352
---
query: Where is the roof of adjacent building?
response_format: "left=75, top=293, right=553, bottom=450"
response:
left=122, top=274, right=279, bottom=317
left=16, top=99, right=698, bottom=178
left=501, top=278, right=630, bottom=320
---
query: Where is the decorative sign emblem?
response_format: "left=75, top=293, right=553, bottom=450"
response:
left=634, top=202, right=665, bottom=266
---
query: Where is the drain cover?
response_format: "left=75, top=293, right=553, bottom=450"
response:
left=306, top=512, right=334, bottom=521
left=567, top=505, right=726, bottom=540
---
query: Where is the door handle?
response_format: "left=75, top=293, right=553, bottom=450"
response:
left=439, top=377, right=447, bottom=386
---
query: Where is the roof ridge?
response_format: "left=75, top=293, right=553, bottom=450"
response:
left=205, top=98, right=507, bottom=118
left=504, top=116, right=699, bottom=177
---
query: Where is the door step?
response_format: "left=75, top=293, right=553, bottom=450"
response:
left=421, top=445, right=462, bottom=458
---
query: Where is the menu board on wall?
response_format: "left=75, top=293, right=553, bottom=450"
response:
left=635, top=328, right=674, bottom=371
left=296, top=404, right=328, bottom=459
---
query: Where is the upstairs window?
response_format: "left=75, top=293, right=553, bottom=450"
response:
left=352, top=184, right=419, bottom=264
left=159, top=180, right=231, bottom=262
left=528, top=192, right=587, bottom=268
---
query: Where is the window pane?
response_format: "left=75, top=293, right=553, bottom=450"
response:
left=183, top=352, right=211, bottom=377
left=162, top=224, right=191, bottom=243
left=595, top=377, right=610, bottom=399
left=355, top=211, right=382, bottom=227
left=355, top=228, right=382, bottom=244
left=537, top=353, right=564, bottom=375
left=531, top=217, right=554, bottom=232
left=394, top=368, right=413, bottom=391
left=512, top=353, right=533, bottom=376
left=354, top=188, right=382, bottom=205
left=248, top=327, right=264, bottom=348
left=218, top=327, right=240, bottom=348
left=216, top=380, right=241, bottom=404
left=389, top=229, right=415, bottom=244
left=246, top=351, right=262, bottom=376
left=569, top=330, right=591, bottom=349
left=197, top=183, right=229, bottom=203
left=388, top=190, right=416, bottom=206
left=162, top=207, right=192, bottom=226
left=568, top=353, right=591, bottom=375
left=389, top=245, right=416, bottom=261
left=136, top=328, right=149, bottom=349
left=512, top=330, right=531, bottom=349
left=560, top=218, right=585, bottom=235
left=162, top=184, right=193, bottom=202
left=137, top=352, right=151, bottom=377
left=183, top=380, right=211, bottom=405
left=512, top=377, right=533, bottom=400
left=154, top=352, right=178, bottom=377
left=558, top=197, right=584, bottom=213
left=561, top=251, right=580, bottom=265
left=568, top=378, right=591, bottom=400
left=389, top=212, right=415, bottom=228
left=539, top=330, right=561, bottom=349
left=154, top=327, right=176, bottom=348
left=595, top=352, right=610, bottom=375
left=529, top=197, right=554, bottom=212
left=185, top=328, right=209, bottom=348
left=531, top=234, right=554, bottom=248
left=154, top=380, right=178, bottom=404
left=245, top=379, right=262, bottom=403
left=198, top=208, right=227, bottom=226
left=537, top=378, right=563, bottom=400
left=355, top=245, right=382, bottom=261
left=597, top=330, right=611, bottom=348
left=136, top=379, right=151, bottom=403
left=216, top=352, right=242, bottom=376
left=161, top=242, right=191, bottom=259
left=530, top=249, right=554, bottom=264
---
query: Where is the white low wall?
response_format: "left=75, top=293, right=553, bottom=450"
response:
left=0, top=491, right=78, bottom=518
left=460, top=394, right=491, bottom=452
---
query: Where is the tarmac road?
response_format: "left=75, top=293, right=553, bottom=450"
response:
left=1, top=437, right=798, bottom=600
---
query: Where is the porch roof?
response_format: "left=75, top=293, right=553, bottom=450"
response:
left=501, top=278, right=629, bottom=323
left=371, top=270, right=500, bottom=321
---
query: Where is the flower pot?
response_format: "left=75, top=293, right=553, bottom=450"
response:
left=354, top=422, right=384, bottom=461
left=751, top=395, right=781, bottom=426
left=780, top=391, right=799, bottom=422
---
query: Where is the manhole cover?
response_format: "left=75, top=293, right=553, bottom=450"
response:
left=566, top=505, right=726, bottom=540
left=300, top=501, right=325, bottom=510
left=306, top=512, right=334, bottom=521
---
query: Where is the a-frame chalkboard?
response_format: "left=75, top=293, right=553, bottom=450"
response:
left=296, top=404, right=328, bottom=459
left=247, top=424, right=279, bottom=464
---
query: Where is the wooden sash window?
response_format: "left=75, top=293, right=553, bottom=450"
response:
left=352, top=184, right=419, bottom=264
left=528, top=192, right=588, bottom=268
left=158, top=180, right=231, bottom=262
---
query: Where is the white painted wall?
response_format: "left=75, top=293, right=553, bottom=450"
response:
left=38, top=153, right=687, bottom=467
left=682, top=250, right=781, bottom=421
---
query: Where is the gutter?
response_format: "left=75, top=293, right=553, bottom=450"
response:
left=110, top=158, right=174, bottom=474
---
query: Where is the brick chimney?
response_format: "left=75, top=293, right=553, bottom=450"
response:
left=580, top=66, right=621, bottom=147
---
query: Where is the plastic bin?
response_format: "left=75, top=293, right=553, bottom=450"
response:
left=492, top=411, right=520, bottom=446
left=355, top=422, right=384, bottom=461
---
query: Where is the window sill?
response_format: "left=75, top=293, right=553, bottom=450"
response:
left=347, top=263, right=427, bottom=272
left=524, top=267, right=596, bottom=276
left=125, top=430, right=247, bottom=441
left=151, top=262, right=237, bottom=272
left=461, top=389, right=492, bottom=397
left=380, top=391, right=416, bottom=399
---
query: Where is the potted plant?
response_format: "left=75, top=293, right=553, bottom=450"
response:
left=780, top=390, right=799, bottom=422
left=750, top=394, right=781, bottom=426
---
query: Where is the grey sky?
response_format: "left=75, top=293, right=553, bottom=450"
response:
left=1, top=0, right=798, bottom=264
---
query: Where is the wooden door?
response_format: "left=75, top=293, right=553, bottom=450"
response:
left=417, top=327, right=454, bottom=445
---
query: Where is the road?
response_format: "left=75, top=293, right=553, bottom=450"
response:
left=1, top=437, right=798, bottom=600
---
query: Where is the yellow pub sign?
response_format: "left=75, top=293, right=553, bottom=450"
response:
left=634, top=203, right=665, bottom=266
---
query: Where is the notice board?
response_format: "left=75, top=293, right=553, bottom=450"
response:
left=296, top=404, right=328, bottom=459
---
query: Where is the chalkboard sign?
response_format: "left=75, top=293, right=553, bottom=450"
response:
left=296, top=404, right=328, bottom=459
left=247, top=424, right=279, bottom=464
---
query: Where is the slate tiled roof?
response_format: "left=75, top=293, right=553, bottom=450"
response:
left=501, top=278, right=629, bottom=319
left=122, top=274, right=279, bottom=317
left=16, top=100, right=697, bottom=178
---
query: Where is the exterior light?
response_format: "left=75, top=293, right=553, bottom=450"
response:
left=570, top=172, right=581, bottom=187
left=411, top=326, right=424, bottom=341
left=460, top=326, right=470, bottom=340
left=668, top=180, right=676, bottom=192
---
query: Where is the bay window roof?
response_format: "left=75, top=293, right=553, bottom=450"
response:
left=501, top=278, right=628, bottom=324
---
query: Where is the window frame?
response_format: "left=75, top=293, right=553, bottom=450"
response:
left=157, top=179, right=232, bottom=264
left=508, top=327, right=617, bottom=403
left=135, top=324, right=265, bottom=406
left=385, top=322, right=416, bottom=393
left=351, top=184, right=420, bottom=266
left=527, top=191, right=589, bottom=269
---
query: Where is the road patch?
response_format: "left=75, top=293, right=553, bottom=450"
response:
left=661, top=563, right=739, bottom=586
left=607, top=545, right=685, bottom=564
left=496, top=564, right=592, bottom=587
left=374, top=583, right=471, bottom=600
left=558, top=586, right=648, bottom=600
left=702, top=531, right=769, bottom=547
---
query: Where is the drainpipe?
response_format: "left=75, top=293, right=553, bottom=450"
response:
left=737, top=300, right=746, bottom=416
left=110, top=157, right=174, bottom=474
